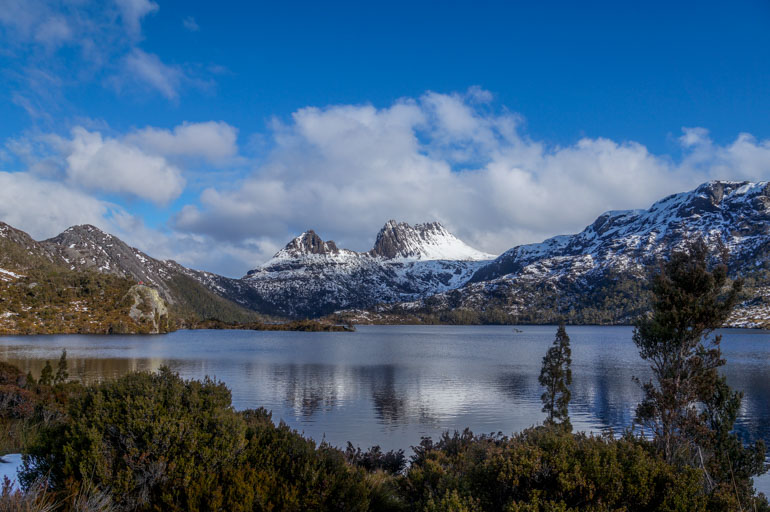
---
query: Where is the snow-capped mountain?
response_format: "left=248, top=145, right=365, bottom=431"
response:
left=6, top=180, right=770, bottom=326
left=363, top=181, right=770, bottom=326
left=241, top=220, right=495, bottom=317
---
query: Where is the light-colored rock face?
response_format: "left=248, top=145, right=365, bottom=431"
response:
left=127, top=285, right=169, bottom=334
left=369, top=220, right=494, bottom=261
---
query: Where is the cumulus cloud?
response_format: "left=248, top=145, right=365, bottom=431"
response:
left=6, top=120, right=241, bottom=207
left=175, top=89, right=770, bottom=266
left=5, top=89, right=770, bottom=277
left=0, top=171, right=121, bottom=240
left=125, top=121, right=239, bottom=164
left=64, top=127, right=185, bottom=205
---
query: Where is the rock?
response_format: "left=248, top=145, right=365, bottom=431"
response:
left=126, top=285, right=169, bottom=334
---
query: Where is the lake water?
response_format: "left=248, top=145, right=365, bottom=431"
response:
left=1, top=325, right=769, bottom=488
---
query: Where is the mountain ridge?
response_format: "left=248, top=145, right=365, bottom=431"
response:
left=242, top=220, right=495, bottom=317
left=4, top=180, right=770, bottom=327
left=351, top=181, right=770, bottom=327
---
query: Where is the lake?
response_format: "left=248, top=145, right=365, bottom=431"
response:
left=1, top=325, right=769, bottom=471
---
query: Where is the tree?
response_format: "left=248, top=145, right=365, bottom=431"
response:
left=633, top=239, right=766, bottom=507
left=38, top=361, right=53, bottom=387
left=539, top=322, right=572, bottom=430
left=53, top=349, right=68, bottom=385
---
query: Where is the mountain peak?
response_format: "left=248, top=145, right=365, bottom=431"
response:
left=370, top=220, right=493, bottom=261
left=275, top=230, right=341, bottom=259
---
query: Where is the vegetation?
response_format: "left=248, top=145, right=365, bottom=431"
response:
left=633, top=240, right=767, bottom=510
left=164, top=274, right=262, bottom=326
left=193, top=317, right=355, bottom=332
left=1, top=240, right=769, bottom=511
left=0, top=268, right=171, bottom=335
left=538, top=323, right=572, bottom=430
left=402, top=428, right=709, bottom=512
left=0, top=352, right=766, bottom=511
left=336, top=272, right=655, bottom=326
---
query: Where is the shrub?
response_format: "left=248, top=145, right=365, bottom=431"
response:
left=21, top=367, right=245, bottom=511
left=0, top=385, right=36, bottom=420
left=401, top=426, right=709, bottom=512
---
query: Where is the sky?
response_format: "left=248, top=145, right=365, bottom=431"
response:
left=1, top=0, right=769, bottom=277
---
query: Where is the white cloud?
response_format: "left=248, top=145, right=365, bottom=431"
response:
left=0, top=171, right=120, bottom=240
left=182, top=16, right=199, bottom=32
left=125, top=121, right=239, bottom=164
left=65, top=127, right=185, bottom=205
left=174, top=89, right=770, bottom=266
left=115, top=0, right=158, bottom=39
left=123, top=48, right=184, bottom=100
left=5, top=90, right=770, bottom=277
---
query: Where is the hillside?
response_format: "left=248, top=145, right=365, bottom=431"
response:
left=0, top=222, right=260, bottom=334
left=40, top=224, right=261, bottom=325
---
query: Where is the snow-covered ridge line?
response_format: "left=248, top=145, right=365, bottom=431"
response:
left=258, top=219, right=495, bottom=270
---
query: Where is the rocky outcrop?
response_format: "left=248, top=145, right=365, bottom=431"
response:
left=280, top=230, right=341, bottom=257
left=126, top=285, right=170, bottom=334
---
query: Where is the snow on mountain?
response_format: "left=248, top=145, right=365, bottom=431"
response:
left=241, top=220, right=495, bottom=317
left=369, top=220, right=494, bottom=261
left=472, top=180, right=770, bottom=285
left=43, top=224, right=178, bottom=301
left=369, top=181, right=770, bottom=326
left=7, top=180, right=770, bottom=325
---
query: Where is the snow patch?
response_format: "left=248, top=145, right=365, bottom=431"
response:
left=0, top=453, right=22, bottom=490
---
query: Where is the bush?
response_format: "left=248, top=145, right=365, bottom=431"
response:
left=20, top=370, right=377, bottom=512
left=401, top=426, right=710, bottom=512
left=21, top=367, right=245, bottom=511
left=0, top=385, right=36, bottom=420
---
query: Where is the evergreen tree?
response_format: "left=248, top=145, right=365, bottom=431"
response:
left=53, top=349, right=68, bottom=385
left=39, top=361, right=53, bottom=386
left=633, top=239, right=766, bottom=507
left=539, top=322, right=572, bottom=430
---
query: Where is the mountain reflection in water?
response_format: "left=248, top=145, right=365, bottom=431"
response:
left=0, top=325, right=768, bottom=456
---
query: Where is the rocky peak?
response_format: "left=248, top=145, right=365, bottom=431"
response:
left=0, top=221, right=39, bottom=246
left=370, top=220, right=493, bottom=261
left=278, top=230, right=341, bottom=258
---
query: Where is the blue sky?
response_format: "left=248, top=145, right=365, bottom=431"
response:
left=1, top=0, right=770, bottom=276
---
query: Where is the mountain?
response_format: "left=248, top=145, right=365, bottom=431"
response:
left=240, top=220, right=495, bottom=317
left=0, top=222, right=172, bottom=334
left=0, top=223, right=260, bottom=333
left=6, top=180, right=770, bottom=330
left=350, top=181, right=770, bottom=327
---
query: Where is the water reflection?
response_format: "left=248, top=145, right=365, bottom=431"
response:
left=0, top=326, right=768, bottom=456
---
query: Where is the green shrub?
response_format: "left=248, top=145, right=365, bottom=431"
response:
left=21, top=367, right=245, bottom=511
left=20, top=369, right=376, bottom=512
left=401, top=426, right=710, bottom=512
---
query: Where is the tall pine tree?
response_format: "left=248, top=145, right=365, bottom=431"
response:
left=539, top=322, right=572, bottom=430
left=633, top=239, right=766, bottom=508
